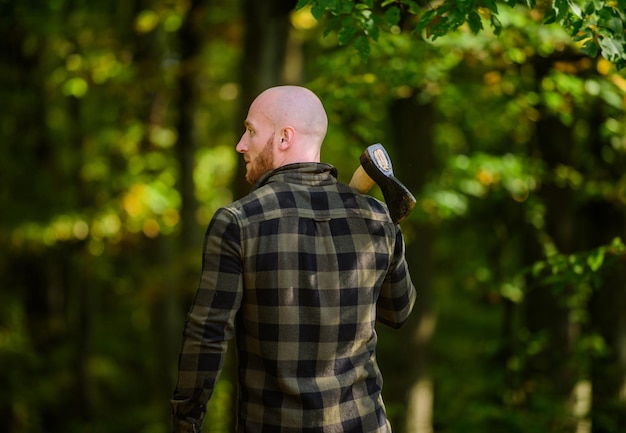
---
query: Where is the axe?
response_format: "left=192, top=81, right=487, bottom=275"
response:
left=349, top=143, right=416, bottom=224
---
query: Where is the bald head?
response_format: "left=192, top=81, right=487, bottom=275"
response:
left=236, top=86, right=330, bottom=183
left=257, top=86, right=328, bottom=137
left=250, top=86, right=328, bottom=164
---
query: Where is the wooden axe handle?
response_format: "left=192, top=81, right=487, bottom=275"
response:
left=349, top=165, right=375, bottom=194
left=348, top=143, right=416, bottom=224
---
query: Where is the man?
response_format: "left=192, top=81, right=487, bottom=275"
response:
left=171, top=86, right=416, bottom=433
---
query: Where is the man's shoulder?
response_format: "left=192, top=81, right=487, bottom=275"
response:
left=221, top=183, right=286, bottom=221
left=221, top=180, right=392, bottom=225
left=335, top=182, right=392, bottom=220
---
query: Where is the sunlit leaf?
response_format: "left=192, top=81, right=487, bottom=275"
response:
left=63, top=77, right=88, bottom=97
left=135, top=10, right=159, bottom=33
left=532, top=261, right=546, bottom=277
left=587, top=249, right=605, bottom=271
left=581, top=39, right=600, bottom=57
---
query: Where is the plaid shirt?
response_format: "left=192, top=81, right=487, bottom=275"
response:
left=172, top=163, right=416, bottom=433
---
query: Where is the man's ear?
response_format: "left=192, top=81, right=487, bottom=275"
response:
left=279, top=127, right=295, bottom=150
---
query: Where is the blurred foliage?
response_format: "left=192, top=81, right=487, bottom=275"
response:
left=1, top=0, right=626, bottom=432
left=296, top=0, right=626, bottom=69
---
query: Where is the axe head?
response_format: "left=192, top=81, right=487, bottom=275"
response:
left=357, top=143, right=416, bottom=224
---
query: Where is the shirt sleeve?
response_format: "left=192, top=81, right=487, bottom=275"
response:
left=171, top=207, right=243, bottom=432
left=376, top=225, right=416, bottom=328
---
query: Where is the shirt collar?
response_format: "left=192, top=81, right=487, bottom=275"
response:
left=253, top=163, right=339, bottom=191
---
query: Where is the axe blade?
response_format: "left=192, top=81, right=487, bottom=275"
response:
left=352, top=143, right=416, bottom=224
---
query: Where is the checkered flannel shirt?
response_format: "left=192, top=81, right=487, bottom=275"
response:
left=171, top=162, right=416, bottom=433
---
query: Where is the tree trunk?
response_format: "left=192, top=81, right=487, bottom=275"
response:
left=129, top=0, right=184, bottom=426
left=164, top=0, right=206, bottom=395
left=176, top=0, right=204, bottom=250
left=525, top=111, right=579, bottom=426
left=583, top=105, right=626, bottom=432
left=386, top=94, right=437, bottom=433
left=589, top=238, right=626, bottom=432
left=233, top=0, right=296, bottom=199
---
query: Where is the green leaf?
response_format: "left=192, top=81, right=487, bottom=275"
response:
left=597, top=5, right=616, bottom=21
left=354, top=34, right=371, bottom=61
left=317, top=0, right=335, bottom=8
left=402, top=0, right=421, bottom=14
left=311, top=3, right=325, bottom=20
left=323, top=15, right=341, bottom=36
left=580, top=39, right=600, bottom=57
left=553, top=0, right=568, bottom=21
left=573, top=27, right=592, bottom=41
left=573, top=262, right=584, bottom=275
left=611, top=237, right=626, bottom=252
left=570, top=18, right=584, bottom=36
left=532, top=261, right=546, bottom=277
left=587, top=250, right=605, bottom=272
left=366, top=20, right=381, bottom=41
left=598, top=36, right=625, bottom=62
left=490, top=14, right=502, bottom=35
left=338, top=0, right=355, bottom=14
left=415, top=9, right=436, bottom=33
left=447, top=7, right=467, bottom=29
left=570, top=2, right=583, bottom=19
left=468, top=11, right=483, bottom=34
left=384, top=5, right=401, bottom=27
left=604, top=16, right=624, bottom=34
left=482, top=0, right=499, bottom=14
left=337, top=22, right=357, bottom=45
left=430, top=15, right=450, bottom=39
left=295, top=0, right=313, bottom=10
left=544, top=8, right=557, bottom=25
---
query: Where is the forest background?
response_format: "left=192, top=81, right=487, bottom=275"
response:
left=1, top=0, right=626, bottom=432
